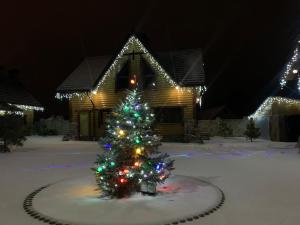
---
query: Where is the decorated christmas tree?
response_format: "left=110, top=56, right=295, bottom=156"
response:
left=244, top=118, right=260, bottom=142
left=92, top=89, right=174, bottom=198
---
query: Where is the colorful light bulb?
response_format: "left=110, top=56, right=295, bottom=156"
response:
left=156, top=163, right=163, bottom=171
left=135, top=137, right=141, bottom=144
left=118, top=129, right=125, bottom=136
left=123, top=105, right=130, bottom=112
left=104, top=143, right=112, bottom=150
left=120, top=178, right=127, bottom=183
left=135, top=147, right=142, bottom=155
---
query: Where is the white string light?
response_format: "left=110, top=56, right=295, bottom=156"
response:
left=280, top=41, right=300, bottom=91
left=8, top=103, right=44, bottom=111
left=249, top=96, right=300, bottom=119
left=55, top=35, right=206, bottom=104
left=0, top=110, right=24, bottom=116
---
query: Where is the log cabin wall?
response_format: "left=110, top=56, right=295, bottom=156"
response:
left=271, top=101, right=300, bottom=115
left=69, top=42, right=195, bottom=139
left=23, top=109, right=34, bottom=129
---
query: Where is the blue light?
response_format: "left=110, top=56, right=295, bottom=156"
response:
left=155, top=163, right=163, bottom=171
left=104, top=143, right=112, bottom=150
left=134, top=104, right=141, bottom=110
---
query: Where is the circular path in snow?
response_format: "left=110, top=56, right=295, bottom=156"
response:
left=24, top=175, right=225, bottom=225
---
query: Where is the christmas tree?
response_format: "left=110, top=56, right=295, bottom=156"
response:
left=0, top=114, right=26, bottom=152
left=244, top=118, right=260, bottom=142
left=92, top=90, right=174, bottom=198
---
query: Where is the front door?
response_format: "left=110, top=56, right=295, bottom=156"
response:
left=97, top=109, right=111, bottom=137
left=79, top=111, right=90, bottom=139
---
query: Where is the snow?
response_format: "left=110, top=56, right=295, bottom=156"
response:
left=1, top=136, right=300, bottom=225
left=34, top=175, right=220, bottom=225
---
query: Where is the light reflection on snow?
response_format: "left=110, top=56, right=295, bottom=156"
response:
left=17, top=148, right=298, bottom=173
left=18, top=162, right=93, bottom=172
left=169, top=148, right=298, bottom=160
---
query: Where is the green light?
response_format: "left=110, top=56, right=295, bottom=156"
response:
left=134, top=112, right=140, bottom=118
left=97, top=167, right=103, bottom=172
left=135, top=138, right=141, bottom=144
left=124, top=105, right=130, bottom=112
left=110, top=162, right=115, bottom=166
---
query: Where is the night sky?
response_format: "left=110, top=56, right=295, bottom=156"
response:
left=1, top=0, right=300, bottom=119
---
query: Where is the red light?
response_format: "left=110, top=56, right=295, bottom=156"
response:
left=120, top=178, right=127, bottom=183
left=134, top=162, right=140, bottom=167
left=124, top=169, right=129, bottom=174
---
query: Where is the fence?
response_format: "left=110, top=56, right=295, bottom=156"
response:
left=196, top=117, right=270, bottom=139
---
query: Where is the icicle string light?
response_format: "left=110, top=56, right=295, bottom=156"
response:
left=249, top=96, right=300, bottom=119
left=8, top=103, right=44, bottom=111
left=280, top=40, right=300, bottom=91
left=0, top=110, right=24, bottom=116
left=55, top=35, right=206, bottom=104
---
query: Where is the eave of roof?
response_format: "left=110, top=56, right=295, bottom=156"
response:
left=56, top=34, right=205, bottom=93
left=0, top=82, right=42, bottom=108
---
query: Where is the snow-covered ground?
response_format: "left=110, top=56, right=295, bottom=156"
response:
left=1, top=136, right=300, bottom=225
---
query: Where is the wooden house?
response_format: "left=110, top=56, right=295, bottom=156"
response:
left=250, top=97, right=300, bottom=141
left=0, top=79, right=44, bottom=129
left=56, top=34, right=206, bottom=140
left=251, top=42, right=300, bottom=141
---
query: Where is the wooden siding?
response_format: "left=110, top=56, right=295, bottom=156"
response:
left=271, top=101, right=300, bottom=116
left=23, top=109, right=34, bottom=128
left=69, top=45, right=195, bottom=138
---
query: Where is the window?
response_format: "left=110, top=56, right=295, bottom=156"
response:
left=98, top=109, right=112, bottom=127
left=141, top=57, right=155, bottom=89
left=154, top=107, right=183, bottom=123
left=115, top=60, right=130, bottom=91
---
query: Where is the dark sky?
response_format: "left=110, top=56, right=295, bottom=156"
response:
left=1, top=0, right=300, bottom=118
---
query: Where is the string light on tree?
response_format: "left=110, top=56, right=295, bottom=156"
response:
left=118, top=129, right=125, bottom=137
left=92, top=89, right=174, bottom=198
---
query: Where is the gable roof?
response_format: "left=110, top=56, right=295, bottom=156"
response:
left=57, top=35, right=205, bottom=93
left=156, top=48, right=205, bottom=87
left=0, top=81, right=42, bottom=108
left=57, top=56, right=111, bottom=92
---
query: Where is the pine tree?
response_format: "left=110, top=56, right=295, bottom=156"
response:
left=217, top=118, right=233, bottom=137
left=92, top=90, right=174, bottom=198
left=244, top=118, right=260, bottom=142
left=0, top=114, right=26, bottom=152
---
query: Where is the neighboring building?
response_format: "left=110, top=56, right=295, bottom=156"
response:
left=0, top=79, right=44, bottom=129
left=250, top=41, right=300, bottom=141
left=250, top=97, right=300, bottom=141
left=56, top=34, right=206, bottom=140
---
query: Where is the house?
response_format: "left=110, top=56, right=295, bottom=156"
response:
left=0, top=77, right=44, bottom=129
left=250, top=41, right=300, bottom=141
left=250, top=96, right=300, bottom=141
left=56, top=34, right=206, bottom=140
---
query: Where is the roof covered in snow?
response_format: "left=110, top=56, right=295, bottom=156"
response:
left=0, top=81, right=42, bottom=107
left=57, top=35, right=205, bottom=93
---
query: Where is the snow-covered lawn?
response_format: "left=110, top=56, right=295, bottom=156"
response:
left=0, top=136, right=300, bottom=225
